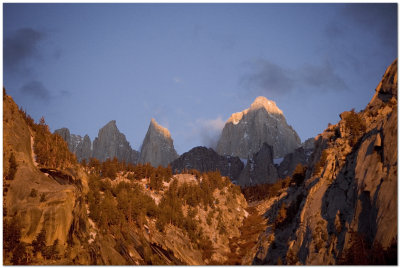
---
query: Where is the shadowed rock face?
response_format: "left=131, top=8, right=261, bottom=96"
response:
left=216, top=96, right=301, bottom=159
left=75, top=135, right=92, bottom=162
left=139, top=118, right=179, bottom=167
left=170, top=146, right=244, bottom=181
left=55, top=128, right=91, bottom=162
left=92, top=120, right=139, bottom=164
left=54, top=128, right=72, bottom=149
left=277, top=143, right=314, bottom=179
left=237, top=143, right=278, bottom=186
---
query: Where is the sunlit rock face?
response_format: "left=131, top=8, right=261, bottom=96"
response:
left=216, top=96, right=301, bottom=159
left=139, top=118, right=179, bottom=167
left=92, top=120, right=139, bottom=163
left=170, top=146, right=244, bottom=181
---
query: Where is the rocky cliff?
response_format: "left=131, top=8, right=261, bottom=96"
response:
left=237, top=143, right=278, bottom=186
left=139, top=118, right=179, bottom=167
left=216, top=96, right=301, bottom=158
left=55, top=128, right=92, bottom=162
left=252, top=59, right=397, bottom=265
left=277, top=141, right=314, bottom=179
left=75, top=134, right=92, bottom=162
left=170, top=146, right=244, bottom=181
left=92, top=120, right=139, bottom=164
left=3, top=93, right=91, bottom=264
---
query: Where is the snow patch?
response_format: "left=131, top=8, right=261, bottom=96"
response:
left=273, top=157, right=284, bottom=165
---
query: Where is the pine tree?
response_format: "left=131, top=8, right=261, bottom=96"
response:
left=11, top=242, right=27, bottom=265
left=4, top=216, right=21, bottom=252
left=32, top=226, right=47, bottom=256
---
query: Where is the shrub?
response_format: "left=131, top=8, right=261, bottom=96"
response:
left=338, top=232, right=397, bottom=265
left=342, top=109, right=367, bottom=146
left=11, top=242, right=28, bottom=265
left=7, top=153, right=18, bottom=180
left=313, top=150, right=328, bottom=176
left=4, top=216, right=22, bottom=252
left=292, top=164, right=307, bottom=186
left=32, top=227, right=47, bottom=256
left=30, top=188, right=38, bottom=198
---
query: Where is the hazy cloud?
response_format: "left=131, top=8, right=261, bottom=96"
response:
left=240, top=60, right=295, bottom=96
left=4, top=28, right=45, bottom=74
left=240, top=59, right=348, bottom=96
left=194, top=116, right=225, bottom=149
left=20, top=80, right=51, bottom=101
left=298, top=61, right=348, bottom=91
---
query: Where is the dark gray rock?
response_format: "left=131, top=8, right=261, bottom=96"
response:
left=54, top=128, right=85, bottom=160
left=277, top=147, right=308, bottom=179
left=216, top=96, right=301, bottom=158
left=170, top=146, right=244, bottom=181
left=139, top=118, right=178, bottom=167
left=75, top=134, right=92, bottom=162
left=92, top=120, right=139, bottom=164
left=54, top=128, right=73, bottom=151
left=237, top=143, right=278, bottom=186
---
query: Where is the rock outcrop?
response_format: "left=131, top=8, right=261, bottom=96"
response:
left=252, top=59, right=398, bottom=265
left=92, top=120, right=139, bottom=164
left=75, top=134, right=92, bottom=162
left=170, top=146, right=244, bottom=181
left=54, top=128, right=91, bottom=162
left=216, top=96, right=301, bottom=158
left=237, top=143, right=278, bottom=186
left=3, top=93, right=90, bottom=263
left=139, top=118, right=179, bottom=167
left=277, top=140, right=314, bottom=179
left=54, top=128, right=72, bottom=150
left=302, top=137, right=315, bottom=151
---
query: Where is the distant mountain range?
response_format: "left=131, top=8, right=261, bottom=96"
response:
left=55, top=95, right=308, bottom=186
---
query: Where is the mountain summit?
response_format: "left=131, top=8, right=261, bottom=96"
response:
left=216, top=96, right=301, bottom=158
left=139, top=118, right=179, bottom=167
left=92, top=120, right=139, bottom=163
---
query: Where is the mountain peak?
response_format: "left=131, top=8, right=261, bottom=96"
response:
left=92, top=120, right=139, bottom=163
left=218, top=96, right=300, bottom=158
left=227, top=96, right=283, bottom=125
left=104, top=120, right=117, bottom=128
left=149, top=118, right=171, bottom=139
left=139, top=118, right=178, bottom=167
left=250, top=96, right=283, bottom=115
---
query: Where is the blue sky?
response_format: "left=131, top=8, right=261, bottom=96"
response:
left=3, top=3, right=397, bottom=154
